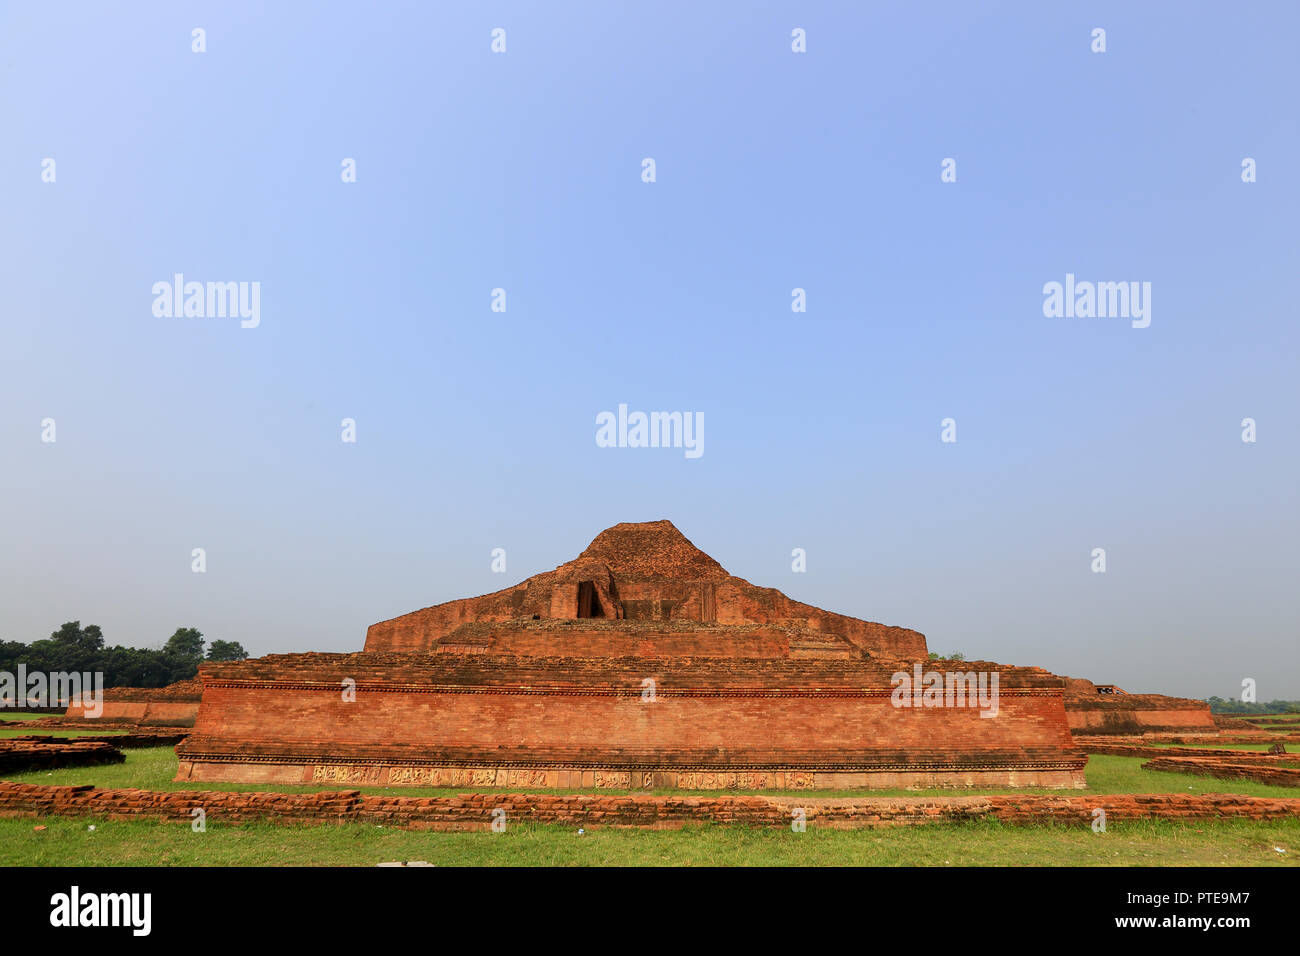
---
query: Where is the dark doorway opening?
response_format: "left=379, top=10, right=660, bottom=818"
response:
left=577, top=581, right=605, bottom=618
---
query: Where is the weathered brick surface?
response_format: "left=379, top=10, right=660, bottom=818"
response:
left=2, top=782, right=1298, bottom=830
left=1141, top=756, right=1300, bottom=788
left=181, top=522, right=1097, bottom=789
left=364, top=521, right=927, bottom=659
left=1077, top=732, right=1300, bottom=747
left=1062, top=676, right=1217, bottom=735
left=178, top=653, right=1085, bottom=788
left=0, top=740, right=124, bottom=774
left=1083, top=743, right=1291, bottom=759
left=4, top=732, right=186, bottom=749
left=64, top=678, right=202, bottom=725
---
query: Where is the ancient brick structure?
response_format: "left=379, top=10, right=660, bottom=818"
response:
left=0, top=739, right=124, bottom=775
left=176, top=651, right=1084, bottom=789
left=4, top=782, right=1298, bottom=830
left=4, top=732, right=184, bottom=750
left=63, top=677, right=202, bottom=726
left=1141, top=755, right=1300, bottom=788
left=364, top=520, right=927, bottom=659
left=1061, top=676, right=1217, bottom=735
left=178, top=520, right=1087, bottom=790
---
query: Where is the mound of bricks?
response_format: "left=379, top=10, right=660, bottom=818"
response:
left=0, top=741, right=125, bottom=775
left=1141, top=756, right=1300, bottom=788
left=2, top=782, right=1299, bottom=830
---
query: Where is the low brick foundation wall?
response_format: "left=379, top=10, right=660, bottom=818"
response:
left=1075, top=733, right=1300, bottom=748
left=3, top=732, right=185, bottom=749
left=2, top=782, right=1298, bottom=830
left=1083, top=744, right=1290, bottom=759
left=1141, top=757, right=1300, bottom=788
left=1, top=717, right=193, bottom=732
left=0, top=742, right=125, bottom=775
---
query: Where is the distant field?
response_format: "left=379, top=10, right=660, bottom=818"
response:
left=0, top=713, right=50, bottom=722
left=7, top=748, right=1300, bottom=800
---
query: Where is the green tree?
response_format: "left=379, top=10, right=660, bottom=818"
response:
left=163, top=627, right=205, bottom=662
left=205, top=640, right=248, bottom=661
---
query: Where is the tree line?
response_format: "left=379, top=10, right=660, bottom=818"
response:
left=1205, top=697, right=1300, bottom=715
left=0, top=622, right=247, bottom=689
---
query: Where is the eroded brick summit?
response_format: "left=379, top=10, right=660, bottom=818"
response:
left=178, top=520, right=1087, bottom=790
left=364, top=520, right=928, bottom=659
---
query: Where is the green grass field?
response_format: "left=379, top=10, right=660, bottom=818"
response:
left=4, top=745, right=1298, bottom=866
left=1, top=815, right=1296, bottom=866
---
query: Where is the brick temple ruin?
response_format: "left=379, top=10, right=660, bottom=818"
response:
left=1062, top=676, right=1216, bottom=735
left=176, top=520, right=1088, bottom=790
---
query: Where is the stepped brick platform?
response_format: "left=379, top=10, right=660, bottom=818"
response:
left=0, top=740, right=124, bottom=775
left=179, top=521, right=1087, bottom=790
left=4, top=782, right=1299, bottom=830
left=63, top=677, right=201, bottom=727
left=1062, top=677, right=1217, bottom=735
left=177, top=652, right=1086, bottom=789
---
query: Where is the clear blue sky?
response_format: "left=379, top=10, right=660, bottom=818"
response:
left=2, top=2, right=1296, bottom=699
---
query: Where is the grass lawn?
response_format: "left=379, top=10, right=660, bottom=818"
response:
left=4, top=750, right=1299, bottom=866
left=1, top=816, right=1296, bottom=866
left=0, top=713, right=53, bottom=722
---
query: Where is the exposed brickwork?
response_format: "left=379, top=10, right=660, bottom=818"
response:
left=4, top=732, right=186, bottom=749
left=178, top=653, right=1085, bottom=789
left=364, top=521, right=927, bottom=659
left=63, top=678, right=202, bottom=725
left=1076, top=732, right=1300, bottom=747
left=0, top=740, right=124, bottom=774
left=1141, top=756, right=1300, bottom=788
left=183, top=521, right=1089, bottom=789
left=1082, top=743, right=1293, bottom=759
left=1062, top=676, right=1216, bottom=735
left=2, top=782, right=1298, bottom=830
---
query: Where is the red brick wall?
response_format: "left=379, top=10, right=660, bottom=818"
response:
left=63, top=701, right=199, bottom=724
left=3, top=782, right=1298, bottom=830
left=364, top=579, right=927, bottom=659
left=435, top=623, right=795, bottom=659
left=178, top=653, right=1081, bottom=787
left=1065, top=695, right=1217, bottom=735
